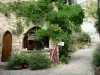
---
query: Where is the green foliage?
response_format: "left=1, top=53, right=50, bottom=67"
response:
left=39, top=0, right=57, bottom=2
left=96, top=12, right=100, bottom=34
left=92, top=47, right=100, bottom=67
left=0, top=1, right=53, bottom=24
left=73, top=26, right=82, bottom=32
left=28, top=52, right=52, bottom=70
left=37, top=1, right=53, bottom=13
left=96, top=1, right=100, bottom=34
left=46, top=4, right=84, bottom=33
left=60, top=55, right=69, bottom=63
left=75, top=32, right=91, bottom=49
left=47, top=5, right=84, bottom=24
left=0, top=1, right=84, bottom=29
left=0, top=1, right=84, bottom=43
left=7, top=55, right=20, bottom=70
left=34, top=23, right=68, bottom=42
left=17, top=52, right=29, bottom=64
left=69, top=5, right=84, bottom=25
left=7, top=52, right=53, bottom=70
left=0, top=1, right=85, bottom=54
left=34, top=29, right=48, bottom=40
left=12, top=21, right=24, bottom=36
left=62, top=32, right=91, bottom=52
left=47, top=24, right=66, bottom=42
left=83, top=1, right=98, bottom=22
left=0, top=2, right=10, bottom=13
left=7, top=53, right=28, bottom=70
left=46, top=11, right=58, bottom=24
left=10, top=1, right=53, bottom=24
left=65, top=33, right=78, bottom=52
left=59, top=46, right=69, bottom=63
left=77, top=32, right=91, bottom=44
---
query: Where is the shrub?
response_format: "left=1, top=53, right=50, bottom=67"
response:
left=60, top=55, right=69, bottom=63
left=18, top=52, right=29, bottom=64
left=62, top=32, right=91, bottom=52
left=76, top=32, right=91, bottom=49
left=77, top=32, right=91, bottom=44
left=65, top=32, right=78, bottom=52
left=7, top=52, right=28, bottom=70
left=28, top=52, right=52, bottom=70
left=92, top=47, right=100, bottom=67
left=7, top=55, right=20, bottom=70
left=67, top=44, right=77, bottom=52
left=59, top=46, right=70, bottom=63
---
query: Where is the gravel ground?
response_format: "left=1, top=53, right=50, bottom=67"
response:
left=0, top=47, right=95, bottom=75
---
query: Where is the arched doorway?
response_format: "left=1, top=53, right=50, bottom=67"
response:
left=1, top=31, right=12, bottom=62
left=23, top=26, right=49, bottom=50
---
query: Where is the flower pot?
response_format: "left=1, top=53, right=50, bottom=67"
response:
left=13, top=65, right=22, bottom=70
left=23, top=64, right=28, bottom=68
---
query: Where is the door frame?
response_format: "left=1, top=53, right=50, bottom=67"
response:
left=1, top=31, right=12, bottom=62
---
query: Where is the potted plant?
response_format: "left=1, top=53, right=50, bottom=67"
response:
left=19, top=53, right=29, bottom=69
left=7, top=55, right=23, bottom=70
left=13, top=64, right=23, bottom=70
left=7, top=53, right=28, bottom=70
left=23, top=63, right=28, bottom=68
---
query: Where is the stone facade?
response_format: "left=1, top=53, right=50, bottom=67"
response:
left=0, top=13, right=16, bottom=53
left=0, top=0, right=58, bottom=62
left=0, top=13, right=43, bottom=57
left=0, top=11, right=54, bottom=58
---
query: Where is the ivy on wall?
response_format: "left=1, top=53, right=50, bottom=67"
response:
left=0, top=1, right=53, bottom=24
left=0, top=0, right=86, bottom=63
left=0, top=0, right=84, bottom=42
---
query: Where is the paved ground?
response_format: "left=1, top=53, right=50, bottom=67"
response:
left=0, top=45, right=95, bottom=75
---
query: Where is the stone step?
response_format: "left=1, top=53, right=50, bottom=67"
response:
left=0, top=62, right=7, bottom=70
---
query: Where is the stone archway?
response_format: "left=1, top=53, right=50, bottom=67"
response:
left=23, top=26, right=49, bottom=50
left=1, top=31, right=12, bottom=62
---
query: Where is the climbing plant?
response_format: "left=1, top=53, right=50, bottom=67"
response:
left=34, top=23, right=68, bottom=42
left=11, top=20, right=24, bottom=51
left=0, top=0, right=84, bottom=42
left=12, top=20, right=24, bottom=36
left=0, top=0, right=85, bottom=63
left=34, top=2, right=84, bottom=42
left=0, top=0, right=84, bottom=47
left=0, top=1, right=53, bottom=24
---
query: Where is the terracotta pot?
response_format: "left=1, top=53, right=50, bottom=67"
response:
left=13, top=65, right=22, bottom=70
left=23, top=64, right=28, bottom=68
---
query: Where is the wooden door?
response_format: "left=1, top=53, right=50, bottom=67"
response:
left=1, top=31, right=12, bottom=62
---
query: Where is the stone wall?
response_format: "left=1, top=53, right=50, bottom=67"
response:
left=0, top=13, right=37, bottom=52
left=0, top=13, right=18, bottom=54
left=0, top=12, right=49, bottom=53
left=0, top=6, right=55, bottom=62
left=0, top=0, right=58, bottom=63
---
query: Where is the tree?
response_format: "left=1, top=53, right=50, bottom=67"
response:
left=95, top=0, right=100, bottom=34
left=0, top=0, right=85, bottom=63
left=98, top=0, right=100, bottom=11
left=83, top=1, right=98, bottom=23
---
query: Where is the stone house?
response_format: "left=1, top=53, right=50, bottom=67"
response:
left=0, top=0, right=75, bottom=62
left=0, top=12, right=51, bottom=62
